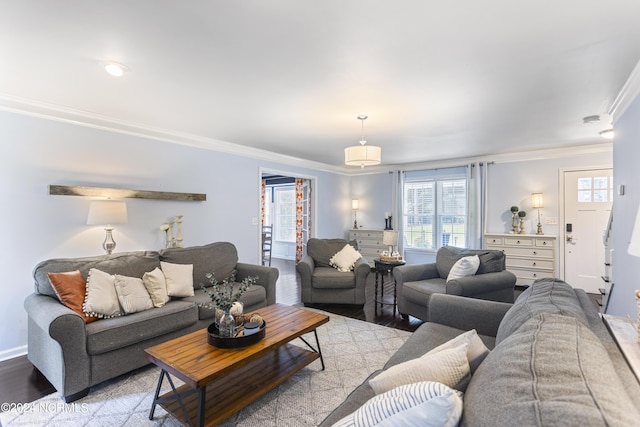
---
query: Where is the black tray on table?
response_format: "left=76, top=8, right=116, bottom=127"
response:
left=207, top=321, right=266, bottom=349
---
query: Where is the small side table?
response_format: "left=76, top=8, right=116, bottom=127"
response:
left=373, top=258, right=406, bottom=315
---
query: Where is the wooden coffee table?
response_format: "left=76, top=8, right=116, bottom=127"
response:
left=144, top=304, right=329, bottom=427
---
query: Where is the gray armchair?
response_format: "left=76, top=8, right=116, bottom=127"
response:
left=296, top=238, right=371, bottom=305
left=393, top=246, right=516, bottom=321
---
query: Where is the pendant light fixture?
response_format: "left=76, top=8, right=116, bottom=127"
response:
left=344, top=115, right=381, bottom=168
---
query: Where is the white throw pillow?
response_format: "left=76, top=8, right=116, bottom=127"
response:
left=332, top=381, right=463, bottom=427
left=160, top=261, right=195, bottom=297
left=426, top=329, right=490, bottom=373
left=83, top=268, right=122, bottom=318
left=142, top=267, right=170, bottom=307
left=446, top=255, right=480, bottom=282
left=329, top=244, right=362, bottom=272
left=114, top=275, right=154, bottom=314
left=369, top=343, right=470, bottom=394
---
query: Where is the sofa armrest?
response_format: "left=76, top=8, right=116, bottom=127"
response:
left=354, top=257, right=371, bottom=282
left=427, top=293, right=512, bottom=337
left=393, top=263, right=440, bottom=284
left=296, top=255, right=315, bottom=286
left=24, top=293, right=90, bottom=396
left=236, top=262, right=279, bottom=306
left=446, top=270, right=516, bottom=298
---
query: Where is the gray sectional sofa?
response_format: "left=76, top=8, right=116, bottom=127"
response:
left=24, top=242, right=278, bottom=402
left=320, top=279, right=640, bottom=426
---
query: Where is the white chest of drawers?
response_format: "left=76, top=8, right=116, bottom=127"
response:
left=485, top=233, right=557, bottom=286
left=348, top=229, right=385, bottom=265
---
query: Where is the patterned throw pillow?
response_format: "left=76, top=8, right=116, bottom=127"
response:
left=114, top=275, right=154, bottom=314
left=329, top=244, right=362, bottom=272
left=332, top=381, right=463, bottom=427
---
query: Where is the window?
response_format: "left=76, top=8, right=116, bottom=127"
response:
left=577, top=176, right=613, bottom=203
left=403, top=168, right=467, bottom=250
left=275, top=187, right=296, bottom=242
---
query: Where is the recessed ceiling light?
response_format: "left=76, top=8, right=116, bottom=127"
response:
left=104, top=62, right=128, bottom=77
left=583, top=115, right=601, bottom=124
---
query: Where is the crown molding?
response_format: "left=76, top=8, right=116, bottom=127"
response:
left=0, top=93, right=614, bottom=177
left=609, top=58, right=640, bottom=122
left=0, top=93, right=347, bottom=175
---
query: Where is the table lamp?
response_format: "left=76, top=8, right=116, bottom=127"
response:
left=531, top=193, right=544, bottom=235
left=87, top=200, right=128, bottom=254
left=352, top=199, right=359, bottom=229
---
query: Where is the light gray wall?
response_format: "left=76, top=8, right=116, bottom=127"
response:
left=610, top=94, right=640, bottom=317
left=0, top=110, right=348, bottom=358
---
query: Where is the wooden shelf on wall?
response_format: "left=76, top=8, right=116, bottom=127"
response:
left=49, top=185, right=206, bottom=202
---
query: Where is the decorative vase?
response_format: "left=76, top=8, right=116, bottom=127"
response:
left=218, top=309, right=236, bottom=338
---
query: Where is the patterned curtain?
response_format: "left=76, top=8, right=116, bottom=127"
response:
left=295, top=178, right=304, bottom=262
left=261, top=179, right=266, bottom=226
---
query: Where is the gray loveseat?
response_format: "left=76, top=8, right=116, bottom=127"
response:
left=394, top=246, right=517, bottom=321
left=24, top=242, right=278, bottom=402
left=320, top=279, right=640, bottom=426
left=296, top=238, right=371, bottom=305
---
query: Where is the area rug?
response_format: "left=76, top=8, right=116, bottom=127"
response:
left=0, top=310, right=412, bottom=426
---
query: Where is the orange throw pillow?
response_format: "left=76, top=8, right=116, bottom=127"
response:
left=47, top=270, right=98, bottom=324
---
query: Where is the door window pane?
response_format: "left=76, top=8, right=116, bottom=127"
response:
left=275, top=187, right=295, bottom=242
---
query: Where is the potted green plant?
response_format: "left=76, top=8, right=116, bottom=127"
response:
left=199, top=270, right=257, bottom=338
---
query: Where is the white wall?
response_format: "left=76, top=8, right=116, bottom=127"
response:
left=0, top=110, right=348, bottom=358
left=610, top=94, right=640, bottom=317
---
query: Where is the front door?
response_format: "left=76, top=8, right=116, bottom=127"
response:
left=563, top=168, right=613, bottom=294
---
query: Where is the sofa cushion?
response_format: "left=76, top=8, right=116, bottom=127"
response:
left=308, top=238, right=358, bottom=268
left=426, top=329, right=490, bottom=373
left=160, top=241, right=238, bottom=289
left=83, top=268, right=122, bottom=318
left=462, top=313, right=640, bottom=427
left=333, top=381, right=463, bottom=427
left=402, top=279, right=446, bottom=306
left=114, top=274, right=154, bottom=314
left=160, top=261, right=195, bottom=297
left=329, top=244, right=362, bottom=272
left=446, top=255, right=480, bottom=282
left=311, top=267, right=358, bottom=289
left=436, top=246, right=504, bottom=279
left=46, top=270, right=98, bottom=324
left=495, top=278, right=588, bottom=344
left=142, top=267, right=170, bottom=307
left=33, top=251, right=161, bottom=298
left=85, top=300, right=198, bottom=355
left=369, top=343, right=470, bottom=394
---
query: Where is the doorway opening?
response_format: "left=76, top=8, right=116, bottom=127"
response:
left=260, top=170, right=315, bottom=263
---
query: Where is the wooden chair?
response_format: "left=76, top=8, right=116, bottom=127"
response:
left=261, top=225, right=273, bottom=266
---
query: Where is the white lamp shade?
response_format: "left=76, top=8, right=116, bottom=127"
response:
left=87, top=201, right=128, bottom=225
left=383, top=230, right=398, bottom=246
left=628, top=207, right=640, bottom=257
left=345, top=145, right=382, bottom=166
left=351, top=199, right=359, bottom=210
left=531, top=193, right=544, bottom=209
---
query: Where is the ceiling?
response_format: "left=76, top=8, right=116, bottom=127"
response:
left=2, top=1, right=640, bottom=169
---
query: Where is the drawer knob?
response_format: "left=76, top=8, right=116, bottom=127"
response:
left=533, top=262, right=537, bottom=266
left=517, top=240, right=520, bottom=244
left=543, top=241, right=547, bottom=245
left=533, top=251, right=537, bottom=255
left=533, top=273, right=537, bottom=278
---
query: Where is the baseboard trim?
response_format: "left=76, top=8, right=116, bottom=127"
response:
left=0, top=345, right=27, bottom=362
